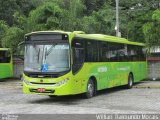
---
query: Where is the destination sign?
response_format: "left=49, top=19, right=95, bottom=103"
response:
left=25, top=34, right=68, bottom=41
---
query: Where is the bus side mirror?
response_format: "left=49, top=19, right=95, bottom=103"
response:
left=15, top=41, right=25, bottom=60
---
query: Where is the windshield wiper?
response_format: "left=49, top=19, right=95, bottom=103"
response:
left=46, top=44, right=56, bottom=56
left=37, top=48, right=40, bottom=63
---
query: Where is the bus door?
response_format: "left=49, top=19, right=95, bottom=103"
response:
left=72, top=39, right=85, bottom=93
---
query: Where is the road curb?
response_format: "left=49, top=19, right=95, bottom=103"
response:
left=133, top=86, right=160, bottom=89
left=133, top=80, right=160, bottom=89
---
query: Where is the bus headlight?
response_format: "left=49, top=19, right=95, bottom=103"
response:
left=22, top=78, right=31, bottom=85
left=55, top=78, right=69, bottom=86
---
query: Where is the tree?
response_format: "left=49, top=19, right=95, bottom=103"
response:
left=82, top=0, right=107, bottom=15
left=16, top=0, right=44, bottom=16
left=0, top=0, right=19, bottom=26
left=143, top=9, right=160, bottom=48
left=1, top=27, right=24, bottom=53
left=115, top=0, right=160, bottom=42
left=0, top=20, right=9, bottom=47
left=0, top=0, right=44, bottom=26
left=60, top=0, right=85, bottom=31
left=1, top=0, right=160, bottom=50
left=81, top=5, right=115, bottom=34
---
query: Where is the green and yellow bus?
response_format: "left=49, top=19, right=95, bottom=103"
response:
left=22, top=31, right=147, bottom=98
left=0, top=48, right=13, bottom=80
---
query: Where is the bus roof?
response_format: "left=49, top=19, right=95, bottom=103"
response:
left=0, top=48, right=10, bottom=51
left=25, top=31, right=72, bottom=36
left=74, top=34, right=145, bottom=46
left=25, top=31, right=145, bottom=46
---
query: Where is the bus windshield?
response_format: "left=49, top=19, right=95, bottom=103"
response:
left=0, top=50, right=11, bottom=63
left=24, top=43, right=70, bottom=73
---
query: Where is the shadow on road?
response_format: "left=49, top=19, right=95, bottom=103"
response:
left=29, top=94, right=85, bottom=105
left=28, top=86, right=127, bottom=105
left=97, top=86, right=127, bottom=96
left=0, top=78, right=20, bottom=82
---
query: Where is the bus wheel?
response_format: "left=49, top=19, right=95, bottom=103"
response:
left=126, top=74, right=134, bottom=89
left=85, top=79, right=95, bottom=98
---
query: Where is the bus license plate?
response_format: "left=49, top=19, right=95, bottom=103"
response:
left=37, top=88, right=45, bottom=92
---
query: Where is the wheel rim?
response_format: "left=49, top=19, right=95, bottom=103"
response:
left=87, top=81, right=94, bottom=97
left=129, top=75, right=133, bottom=87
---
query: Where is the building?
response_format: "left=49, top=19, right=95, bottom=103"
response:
left=147, top=47, right=160, bottom=80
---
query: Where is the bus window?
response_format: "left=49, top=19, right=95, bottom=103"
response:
left=0, top=50, right=11, bottom=63
left=127, top=45, right=145, bottom=61
left=99, top=42, right=110, bottom=62
left=108, top=43, right=126, bottom=62
left=86, top=41, right=98, bottom=62
left=137, top=46, right=146, bottom=61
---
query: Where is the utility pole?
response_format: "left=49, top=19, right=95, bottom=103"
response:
left=115, top=0, right=120, bottom=37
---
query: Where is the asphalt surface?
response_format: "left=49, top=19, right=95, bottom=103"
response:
left=0, top=79, right=160, bottom=114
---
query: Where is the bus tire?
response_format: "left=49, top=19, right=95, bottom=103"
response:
left=126, top=74, right=134, bottom=89
left=85, top=79, right=96, bottom=98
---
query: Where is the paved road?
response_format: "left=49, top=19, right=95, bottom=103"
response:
left=0, top=79, right=160, bottom=114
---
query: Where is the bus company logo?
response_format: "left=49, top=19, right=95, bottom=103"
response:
left=117, top=66, right=130, bottom=71
left=40, top=79, right=43, bottom=83
left=98, top=67, right=108, bottom=73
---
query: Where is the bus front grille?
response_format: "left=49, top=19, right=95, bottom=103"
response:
left=29, top=88, right=55, bottom=93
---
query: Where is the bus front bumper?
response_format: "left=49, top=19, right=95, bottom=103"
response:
left=23, top=79, right=75, bottom=96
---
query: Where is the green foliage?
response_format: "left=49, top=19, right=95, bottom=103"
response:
left=0, top=20, right=9, bottom=47
left=13, top=12, right=27, bottom=29
left=143, top=9, right=160, bottom=47
left=152, top=9, right=160, bottom=21
left=81, top=5, right=115, bottom=34
left=26, top=2, right=63, bottom=31
left=82, top=0, right=106, bottom=15
left=0, top=0, right=160, bottom=51
left=1, top=27, right=24, bottom=53
left=58, top=0, right=85, bottom=31
left=0, top=0, right=43, bottom=26
left=0, top=0, right=19, bottom=25
left=16, top=0, right=44, bottom=16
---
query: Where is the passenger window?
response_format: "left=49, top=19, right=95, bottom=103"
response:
left=99, top=42, right=110, bottom=62
left=86, top=41, right=98, bottom=62
left=127, top=45, right=145, bottom=61
left=108, top=42, right=126, bottom=62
